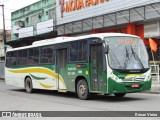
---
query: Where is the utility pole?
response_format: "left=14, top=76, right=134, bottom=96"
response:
left=0, top=4, right=6, bottom=55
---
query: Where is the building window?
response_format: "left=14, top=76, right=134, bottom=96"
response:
left=18, top=50, right=27, bottom=66
left=28, top=48, right=39, bottom=65
left=38, top=14, right=42, bottom=22
left=43, top=0, right=49, bottom=4
left=15, top=21, right=19, bottom=26
left=48, top=9, right=55, bottom=19
left=31, top=15, right=38, bottom=25
left=31, top=15, right=39, bottom=30
left=40, top=46, right=55, bottom=64
left=25, top=17, right=29, bottom=25
left=46, top=11, right=48, bottom=15
left=70, top=40, right=88, bottom=62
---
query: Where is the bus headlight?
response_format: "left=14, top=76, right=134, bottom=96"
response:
left=110, top=73, right=119, bottom=81
left=147, top=75, right=151, bottom=81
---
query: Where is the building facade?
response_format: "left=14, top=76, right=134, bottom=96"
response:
left=9, top=0, right=160, bottom=61
left=10, top=0, right=57, bottom=47
left=0, top=29, right=11, bottom=60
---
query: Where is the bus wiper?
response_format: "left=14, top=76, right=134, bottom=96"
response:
left=123, top=46, right=130, bottom=69
left=125, top=46, right=130, bottom=59
left=109, top=49, right=123, bottom=69
left=130, top=46, right=144, bottom=69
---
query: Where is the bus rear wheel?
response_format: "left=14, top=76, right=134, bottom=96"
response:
left=77, top=80, right=90, bottom=100
left=114, top=93, right=126, bottom=97
left=25, top=77, right=33, bottom=93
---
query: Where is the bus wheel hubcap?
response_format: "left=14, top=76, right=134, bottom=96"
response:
left=79, top=84, right=86, bottom=96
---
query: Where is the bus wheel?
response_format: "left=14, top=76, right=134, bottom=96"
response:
left=114, top=93, right=126, bottom=97
left=77, top=80, right=90, bottom=100
left=25, top=77, right=33, bottom=93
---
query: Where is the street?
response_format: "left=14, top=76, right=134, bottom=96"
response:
left=1, top=0, right=160, bottom=120
left=0, top=79, right=160, bottom=120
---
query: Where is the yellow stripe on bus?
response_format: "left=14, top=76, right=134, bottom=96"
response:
left=125, top=74, right=143, bottom=78
left=8, top=67, right=64, bottom=84
left=39, top=82, right=55, bottom=88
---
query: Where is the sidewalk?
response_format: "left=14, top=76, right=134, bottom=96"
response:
left=149, top=75, right=160, bottom=94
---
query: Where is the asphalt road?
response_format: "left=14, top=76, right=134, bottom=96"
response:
left=0, top=80, right=160, bottom=120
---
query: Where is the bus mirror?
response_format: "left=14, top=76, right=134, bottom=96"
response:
left=104, top=45, right=109, bottom=54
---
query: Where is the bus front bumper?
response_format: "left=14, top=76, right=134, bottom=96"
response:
left=107, top=78, right=152, bottom=94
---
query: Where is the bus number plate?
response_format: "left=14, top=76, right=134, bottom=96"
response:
left=131, top=84, right=139, bottom=88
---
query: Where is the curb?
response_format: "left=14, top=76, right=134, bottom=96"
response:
left=143, top=91, right=160, bottom=94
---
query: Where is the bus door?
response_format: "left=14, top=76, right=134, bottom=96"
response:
left=56, top=49, right=67, bottom=90
left=90, top=44, right=103, bottom=91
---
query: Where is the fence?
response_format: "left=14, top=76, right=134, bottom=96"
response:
left=151, top=65, right=160, bottom=83
left=0, top=61, right=5, bottom=79
left=151, top=65, right=160, bottom=92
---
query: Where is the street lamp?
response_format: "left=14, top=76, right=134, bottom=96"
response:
left=0, top=4, right=6, bottom=55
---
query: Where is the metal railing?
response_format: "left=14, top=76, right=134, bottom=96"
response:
left=150, top=65, right=160, bottom=92
left=151, top=65, right=159, bottom=84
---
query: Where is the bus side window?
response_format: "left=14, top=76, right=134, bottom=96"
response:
left=28, top=48, right=39, bottom=65
left=82, top=41, right=88, bottom=61
left=18, top=50, right=27, bottom=66
left=70, top=40, right=88, bottom=62
left=10, top=51, right=17, bottom=66
left=6, top=52, right=11, bottom=67
left=70, top=42, right=78, bottom=62
left=40, top=45, right=54, bottom=64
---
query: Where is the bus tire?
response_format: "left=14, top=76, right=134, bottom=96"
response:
left=25, top=77, right=33, bottom=93
left=114, top=93, right=126, bottom=97
left=77, top=79, right=90, bottom=100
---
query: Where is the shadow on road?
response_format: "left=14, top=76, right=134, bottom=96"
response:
left=10, top=88, right=147, bottom=102
left=91, top=94, right=146, bottom=102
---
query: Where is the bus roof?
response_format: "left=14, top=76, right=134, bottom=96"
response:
left=7, top=33, right=140, bottom=52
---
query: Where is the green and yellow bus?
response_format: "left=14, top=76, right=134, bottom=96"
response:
left=5, top=33, right=152, bottom=100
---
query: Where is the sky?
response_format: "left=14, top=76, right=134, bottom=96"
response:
left=0, top=0, right=40, bottom=30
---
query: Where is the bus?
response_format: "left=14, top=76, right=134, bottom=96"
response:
left=5, top=33, right=152, bottom=100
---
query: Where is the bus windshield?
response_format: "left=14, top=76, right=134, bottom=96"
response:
left=105, top=36, right=149, bottom=71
